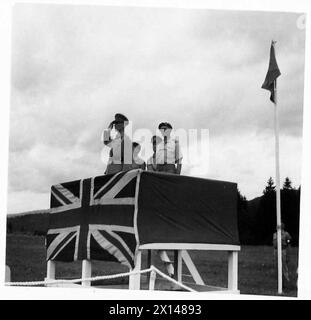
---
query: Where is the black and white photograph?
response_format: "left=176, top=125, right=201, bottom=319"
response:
left=2, top=1, right=310, bottom=299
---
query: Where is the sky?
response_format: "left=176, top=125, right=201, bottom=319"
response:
left=7, top=3, right=306, bottom=214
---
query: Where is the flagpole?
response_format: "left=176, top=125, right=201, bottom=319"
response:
left=274, top=78, right=283, bottom=294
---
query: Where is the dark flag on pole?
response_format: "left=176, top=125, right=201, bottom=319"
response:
left=262, top=41, right=281, bottom=103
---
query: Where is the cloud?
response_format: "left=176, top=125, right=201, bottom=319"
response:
left=7, top=4, right=305, bottom=213
left=200, top=132, right=303, bottom=199
left=7, top=190, right=50, bottom=214
left=8, top=141, right=108, bottom=194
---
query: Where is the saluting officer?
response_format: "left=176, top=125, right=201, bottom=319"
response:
left=101, top=113, right=132, bottom=174
left=155, top=122, right=183, bottom=174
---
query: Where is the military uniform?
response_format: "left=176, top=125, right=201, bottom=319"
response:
left=103, top=133, right=132, bottom=174
left=273, top=229, right=292, bottom=282
left=147, top=153, right=157, bottom=172
left=147, top=135, right=162, bottom=172
left=155, top=136, right=183, bottom=174
left=101, top=114, right=132, bottom=174
left=123, top=153, right=146, bottom=171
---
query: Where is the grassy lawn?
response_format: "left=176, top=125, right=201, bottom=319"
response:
left=5, top=233, right=298, bottom=297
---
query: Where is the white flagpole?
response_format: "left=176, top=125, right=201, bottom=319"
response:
left=274, top=78, right=283, bottom=294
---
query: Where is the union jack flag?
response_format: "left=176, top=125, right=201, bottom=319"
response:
left=46, top=169, right=140, bottom=269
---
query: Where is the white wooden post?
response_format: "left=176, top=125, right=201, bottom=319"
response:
left=149, top=269, right=157, bottom=290
left=147, top=250, right=152, bottom=284
left=45, top=261, right=56, bottom=286
left=47, top=261, right=56, bottom=280
left=228, top=251, right=238, bottom=291
left=5, top=265, right=11, bottom=283
left=147, top=250, right=152, bottom=267
left=82, top=260, right=92, bottom=287
left=176, top=250, right=183, bottom=283
left=129, top=251, right=142, bottom=290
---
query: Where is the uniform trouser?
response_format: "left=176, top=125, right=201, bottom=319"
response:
left=274, top=249, right=290, bottom=281
left=105, top=163, right=144, bottom=174
left=156, top=164, right=177, bottom=174
left=106, top=163, right=177, bottom=174
left=105, top=164, right=124, bottom=175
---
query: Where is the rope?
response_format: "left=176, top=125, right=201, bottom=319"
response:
left=5, top=267, right=153, bottom=287
left=150, top=266, right=196, bottom=292
left=5, top=265, right=197, bottom=292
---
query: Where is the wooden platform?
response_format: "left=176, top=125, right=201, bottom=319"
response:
left=46, top=244, right=240, bottom=294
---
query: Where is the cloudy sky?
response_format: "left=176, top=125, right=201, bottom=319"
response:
left=7, top=3, right=306, bottom=214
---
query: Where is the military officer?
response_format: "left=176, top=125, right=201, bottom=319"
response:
left=101, top=113, right=132, bottom=174
left=155, top=122, right=183, bottom=174
left=147, top=135, right=162, bottom=172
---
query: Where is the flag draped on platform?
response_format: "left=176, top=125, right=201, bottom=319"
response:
left=261, top=41, right=281, bottom=103
left=46, top=170, right=139, bottom=268
left=46, top=170, right=239, bottom=268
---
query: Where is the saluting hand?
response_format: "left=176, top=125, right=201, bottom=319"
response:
left=108, top=121, right=115, bottom=129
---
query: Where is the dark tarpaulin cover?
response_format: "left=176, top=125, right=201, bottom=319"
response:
left=137, top=171, right=239, bottom=245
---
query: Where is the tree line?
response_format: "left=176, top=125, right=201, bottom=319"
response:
left=238, top=177, right=300, bottom=246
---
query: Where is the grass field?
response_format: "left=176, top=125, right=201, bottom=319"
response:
left=5, top=233, right=298, bottom=297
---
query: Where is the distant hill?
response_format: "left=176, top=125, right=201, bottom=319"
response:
left=246, top=196, right=262, bottom=219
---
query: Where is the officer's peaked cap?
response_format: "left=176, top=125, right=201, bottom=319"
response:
left=114, top=113, right=129, bottom=123
left=158, top=122, right=173, bottom=129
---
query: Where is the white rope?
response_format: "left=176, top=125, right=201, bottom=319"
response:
left=5, top=265, right=197, bottom=292
left=5, top=267, right=153, bottom=287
